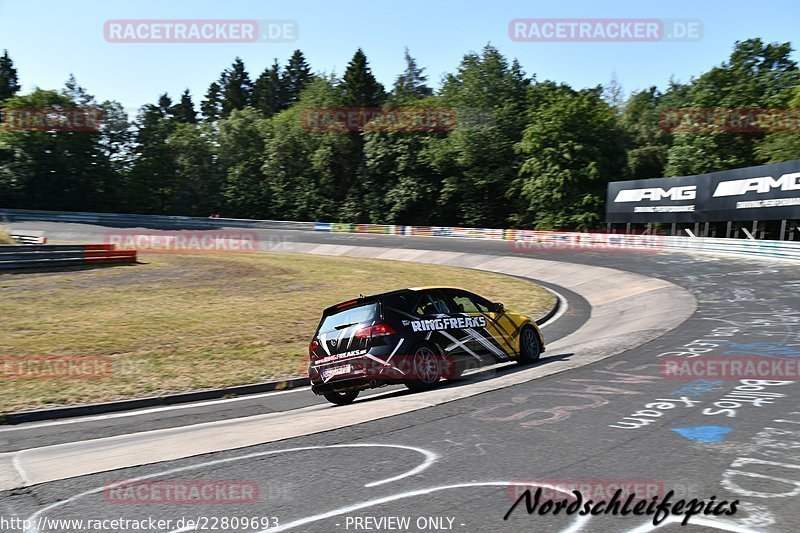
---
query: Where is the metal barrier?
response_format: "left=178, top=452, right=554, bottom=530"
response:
left=0, top=208, right=315, bottom=231
left=0, top=244, right=137, bottom=270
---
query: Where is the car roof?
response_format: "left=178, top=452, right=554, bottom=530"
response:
left=323, top=287, right=470, bottom=314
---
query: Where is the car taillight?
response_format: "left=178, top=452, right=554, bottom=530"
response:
left=354, top=323, right=396, bottom=338
left=309, top=340, right=319, bottom=356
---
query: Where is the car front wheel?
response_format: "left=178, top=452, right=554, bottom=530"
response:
left=516, top=325, right=541, bottom=365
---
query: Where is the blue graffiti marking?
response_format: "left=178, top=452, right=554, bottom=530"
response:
left=671, top=380, right=725, bottom=398
left=672, top=425, right=732, bottom=443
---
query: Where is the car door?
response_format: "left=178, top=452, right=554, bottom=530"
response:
left=444, top=289, right=514, bottom=361
left=410, top=289, right=485, bottom=361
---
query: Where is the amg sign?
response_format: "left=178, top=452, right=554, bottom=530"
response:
left=713, top=172, right=800, bottom=197
left=606, top=159, right=800, bottom=223
left=614, top=186, right=697, bottom=202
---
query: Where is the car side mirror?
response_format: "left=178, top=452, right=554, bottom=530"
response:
left=491, top=302, right=504, bottom=313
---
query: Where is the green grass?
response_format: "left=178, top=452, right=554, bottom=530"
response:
left=0, top=251, right=555, bottom=412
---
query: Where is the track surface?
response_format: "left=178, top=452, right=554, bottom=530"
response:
left=3, top=222, right=800, bottom=532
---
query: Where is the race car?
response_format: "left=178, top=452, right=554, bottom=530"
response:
left=308, top=286, right=545, bottom=405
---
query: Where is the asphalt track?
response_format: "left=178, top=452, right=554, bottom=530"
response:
left=2, top=221, right=800, bottom=533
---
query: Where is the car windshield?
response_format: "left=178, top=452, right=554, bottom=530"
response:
left=318, top=302, right=379, bottom=334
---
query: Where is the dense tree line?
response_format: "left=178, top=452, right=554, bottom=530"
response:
left=1, top=40, right=799, bottom=229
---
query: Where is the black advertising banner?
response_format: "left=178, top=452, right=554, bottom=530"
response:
left=606, top=174, right=701, bottom=223
left=606, top=159, right=800, bottom=223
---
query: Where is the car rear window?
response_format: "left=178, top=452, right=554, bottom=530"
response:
left=317, top=301, right=379, bottom=334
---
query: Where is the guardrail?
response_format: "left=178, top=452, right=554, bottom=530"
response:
left=0, top=207, right=315, bottom=231
left=2, top=208, right=799, bottom=262
left=0, top=244, right=137, bottom=270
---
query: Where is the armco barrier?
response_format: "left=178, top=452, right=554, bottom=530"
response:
left=0, top=207, right=315, bottom=231
left=2, top=207, right=799, bottom=262
left=0, top=244, right=136, bottom=269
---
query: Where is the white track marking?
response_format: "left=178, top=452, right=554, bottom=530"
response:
left=0, top=387, right=310, bottom=432
left=240, top=481, right=592, bottom=533
left=540, top=286, right=569, bottom=328
left=23, top=443, right=437, bottom=533
left=12, top=455, right=29, bottom=485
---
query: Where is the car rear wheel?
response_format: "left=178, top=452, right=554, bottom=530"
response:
left=405, top=343, right=442, bottom=392
left=323, top=390, right=359, bottom=405
left=516, top=325, right=541, bottom=365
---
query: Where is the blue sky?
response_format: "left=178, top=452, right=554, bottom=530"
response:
left=1, top=0, right=798, bottom=114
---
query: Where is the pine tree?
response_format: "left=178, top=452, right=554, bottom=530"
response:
left=172, top=89, right=197, bottom=123
left=156, top=93, right=172, bottom=114
left=63, top=74, right=94, bottom=107
left=253, top=60, right=283, bottom=116
left=220, top=57, right=252, bottom=117
left=281, top=50, right=313, bottom=108
left=392, top=48, right=432, bottom=102
left=341, top=48, right=385, bottom=108
left=0, top=50, right=20, bottom=101
left=201, top=82, right=222, bottom=122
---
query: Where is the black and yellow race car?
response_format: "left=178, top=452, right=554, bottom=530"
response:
left=308, top=287, right=545, bottom=405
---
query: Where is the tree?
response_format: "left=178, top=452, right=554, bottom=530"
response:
left=426, top=45, right=529, bottom=227
left=755, top=85, right=800, bottom=163
left=664, top=38, right=799, bottom=175
left=127, top=98, right=178, bottom=212
left=511, top=86, right=626, bottom=229
left=619, top=87, right=670, bottom=180
left=219, top=107, right=269, bottom=217
left=253, top=60, right=283, bottom=116
left=391, top=48, right=432, bottom=103
left=201, top=82, right=222, bottom=122
left=96, top=100, right=133, bottom=210
left=167, top=123, right=220, bottom=215
left=281, top=50, right=313, bottom=108
left=341, top=49, right=385, bottom=108
left=171, top=89, right=197, bottom=124
left=0, top=50, right=21, bottom=101
left=220, top=58, right=253, bottom=117
left=260, top=76, right=347, bottom=221
left=602, top=71, right=625, bottom=111
left=0, top=88, right=114, bottom=211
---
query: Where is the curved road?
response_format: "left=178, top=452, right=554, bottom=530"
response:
left=2, top=222, right=800, bottom=533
